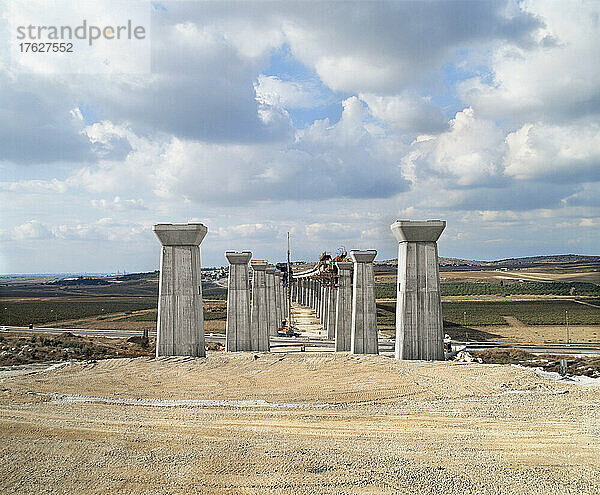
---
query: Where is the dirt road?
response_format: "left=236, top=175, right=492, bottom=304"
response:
left=1, top=353, right=599, bottom=494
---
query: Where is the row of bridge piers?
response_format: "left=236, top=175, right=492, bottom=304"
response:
left=225, top=254, right=288, bottom=353
left=153, top=219, right=446, bottom=361
left=291, top=250, right=378, bottom=354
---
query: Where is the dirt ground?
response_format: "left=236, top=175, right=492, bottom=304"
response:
left=1, top=353, right=599, bottom=494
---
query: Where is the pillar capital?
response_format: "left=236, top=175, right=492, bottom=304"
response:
left=225, top=251, right=252, bottom=264
left=390, top=220, right=445, bottom=243
left=349, top=249, right=377, bottom=264
left=266, top=265, right=276, bottom=274
left=153, top=223, right=208, bottom=246
left=251, top=260, right=268, bottom=270
left=336, top=261, right=353, bottom=271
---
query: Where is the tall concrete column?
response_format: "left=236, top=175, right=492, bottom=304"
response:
left=322, top=284, right=329, bottom=326
left=278, top=271, right=284, bottom=327
left=274, top=270, right=282, bottom=330
left=304, top=280, right=309, bottom=306
left=322, top=285, right=329, bottom=330
left=319, top=282, right=326, bottom=322
left=298, top=279, right=304, bottom=305
left=266, top=266, right=278, bottom=336
left=304, top=279, right=309, bottom=306
left=350, top=250, right=378, bottom=355
left=335, top=261, right=352, bottom=351
left=327, top=285, right=337, bottom=340
left=281, top=277, right=288, bottom=319
left=391, top=220, right=446, bottom=361
left=153, top=223, right=207, bottom=357
left=225, top=251, right=252, bottom=352
left=316, top=281, right=321, bottom=316
left=250, top=260, right=269, bottom=352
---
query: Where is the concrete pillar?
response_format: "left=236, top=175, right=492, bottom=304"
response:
left=281, top=275, right=288, bottom=319
left=335, top=261, right=352, bottom=351
left=298, top=279, right=303, bottom=305
left=266, top=266, right=278, bottom=336
left=327, top=285, right=337, bottom=340
left=322, top=285, right=328, bottom=329
left=322, top=284, right=329, bottom=326
left=275, top=270, right=283, bottom=328
left=319, top=282, right=326, bottom=321
left=250, top=260, right=270, bottom=352
left=225, top=251, right=252, bottom=352
left=280, top=271, right=286, bottom=324
left=391, top=220, right=446, bottom=361
left=153, top=223, right=207, bottom=357
left=311, top=279, right=316, bottom=309
left=304, top=279, right=309, bottom=306
left=350, top=250, right=378, bottom=355
left=274, top=270, right=282, bottom=331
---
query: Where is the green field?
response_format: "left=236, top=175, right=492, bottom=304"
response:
left=125, top=308, right=226, bottom=322
left=375, top=281, right=600, bottom=298
left=0, top=299, right=157, bottom=327
left=376, top=300, right=600, bottom=327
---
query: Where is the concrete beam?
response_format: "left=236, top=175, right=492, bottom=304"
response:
left=335, top=261, right=352, bottom=351
left=350, top=249, right=378, bottom=355
left=391, top=220, right=446, bottom=361
left=250, top=260, right=270, bottom=351
left=153, top=223, right=207, bottom=357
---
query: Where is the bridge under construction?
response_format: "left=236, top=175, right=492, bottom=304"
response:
left=152, top=219, right=447, bottom=361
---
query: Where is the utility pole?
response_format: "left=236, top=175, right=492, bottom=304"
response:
left=566, top=310, right=570, bottom=344
left=463, top=311, right=467, bottom=343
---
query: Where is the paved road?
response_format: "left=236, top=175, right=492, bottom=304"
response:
left=461, top=341, right=600, bottom=355
left=2, top=326, right=598, bottom=355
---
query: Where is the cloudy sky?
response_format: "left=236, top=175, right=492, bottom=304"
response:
left=1, top=0, right=599, bottom=274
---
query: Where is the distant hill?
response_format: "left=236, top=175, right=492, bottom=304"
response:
left=378, top=254, right=600, bottom=269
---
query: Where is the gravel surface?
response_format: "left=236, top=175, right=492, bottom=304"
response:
left=1, top=352, right=599, bottom=494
